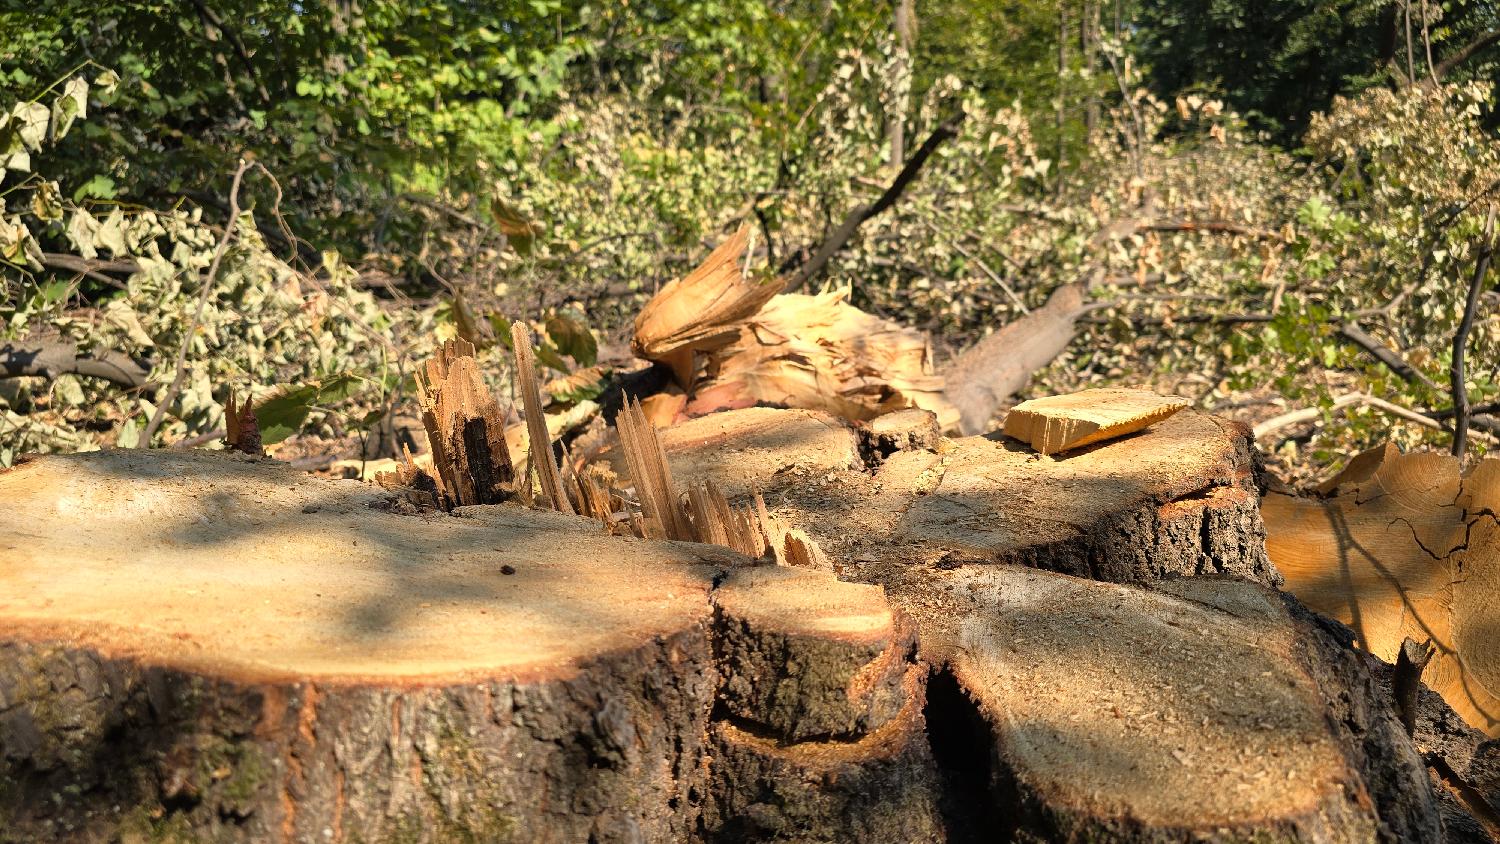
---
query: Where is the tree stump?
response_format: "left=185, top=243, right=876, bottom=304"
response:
left=658, top=405, right=1276, bottom=587
left=0, top=404, right=1472, bottom=841
left=1264, top=443, right=1500, bottom=738
left=0, top=449, right=736, bottom=843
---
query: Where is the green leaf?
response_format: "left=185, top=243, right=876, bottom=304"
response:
left=532, top=340, right=570, bottom=373
left=0, top=150, right=29, bottom=174
left=94, top=208, right=128, bottom=257
left=65, top=209, right=100, bottom=259
left=253, top=374, right=363, bottom=445
left=546, top=366, right=606, bottom=404
left=545, top=309, right=597, bottom=367
left=51, top=374, right=85, bottom=407
left=452, top=291, right=489, bottom=348
left=73, top=174, right=117, bottom=202
left=29, top=180, right=62, bottom=222
left=94, top=70, right=119, bottom=97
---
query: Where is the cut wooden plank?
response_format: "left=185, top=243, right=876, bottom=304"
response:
left=713, top=566, right=913, bottom=742
left=893, top=565, right=1443, bottom=842
left=1002, top=387, right=1188, bottom=455
left=0, top=449, right=732, bottom=842
left=1266, top=445, right=1500, bottom=737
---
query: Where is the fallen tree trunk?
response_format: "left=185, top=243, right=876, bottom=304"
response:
left=0, top=401, right=1474, bottom=841
left=938, top=282, right=1087, bottom=435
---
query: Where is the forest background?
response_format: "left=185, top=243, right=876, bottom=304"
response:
left=3, top=0, right=1499, bottom=481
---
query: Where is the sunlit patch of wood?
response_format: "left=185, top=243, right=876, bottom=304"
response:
left=1002, top=387, right=1188, bottom=455
left=1265, top=443, right=1500, bottom=736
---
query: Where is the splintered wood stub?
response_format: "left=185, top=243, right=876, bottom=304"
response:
left=416, top=338, right=514, bottom=508
left=1003, top=387, right=1188, bottom=455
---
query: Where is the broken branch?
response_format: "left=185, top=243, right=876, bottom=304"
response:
left=0, top=335, right=151, bottom=390
left=1451, top=208, right=1495, bottom=457
left=142, top=158, right=251, bottom=445
left=783, top=110, right=967, bottom=292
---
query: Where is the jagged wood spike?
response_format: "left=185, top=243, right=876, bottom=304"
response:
left=510, top=322, right=573, bottom=515
left=642, top=399, right=692, bottom=540
left=223, top=390, right=264, bottom=456
left=413, top=338, right=514, bottom=509
left=622, top=397, right=691, bottom=541
left=616, top=401, right=665, bottom=539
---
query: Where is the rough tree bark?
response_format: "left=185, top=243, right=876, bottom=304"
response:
left=0, top=402, right=1478, bottom=841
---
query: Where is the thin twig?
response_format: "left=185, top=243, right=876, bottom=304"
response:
left=142, top=158, right=251, bottom=445
left=1451, top=206, right=1496, bottom=457
left=916, top=217, right=1028, bottom=313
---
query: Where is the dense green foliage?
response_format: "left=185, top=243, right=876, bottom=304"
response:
left=3, top=0, right=1498, bottom=476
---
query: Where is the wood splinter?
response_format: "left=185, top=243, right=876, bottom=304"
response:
left=1395, top=636, right=1436, bottom=736
left=223, top=390, right=263, bottom=456
left=511, top=323, right=573, bottom=515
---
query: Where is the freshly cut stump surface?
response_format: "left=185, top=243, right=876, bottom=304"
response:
left=1000, top=387, right=1187, bottom=455
left=654, top=407, right=863, bottom=499
left=719, top=406, right=1275, bottom=586
left=1265, top=443, right=1500, bottom=737
left=0, top=449, right=733, bottom=843
left=900, top=565, right=1442, bottom=842
left=1, top=409, right=1468, bottom=842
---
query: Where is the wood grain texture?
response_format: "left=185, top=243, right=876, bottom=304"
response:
left=1266, top=444, right=1500, bottom=737
left=1001, top=387, right=1188, bottom=455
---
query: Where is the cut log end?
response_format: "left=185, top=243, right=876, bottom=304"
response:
left=904, top=566, right=1442, bottom=842
left=1266, top=443, right=1500, bottom=737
